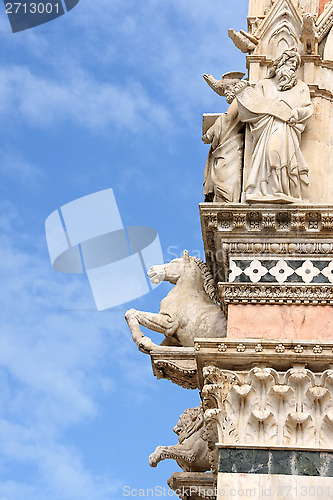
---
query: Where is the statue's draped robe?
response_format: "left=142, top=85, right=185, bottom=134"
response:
left=203, top=99, right=244, bottom=202
left=239, top=78, right=313, bottom=202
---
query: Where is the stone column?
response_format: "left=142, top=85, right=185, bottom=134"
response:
left=200, top=203, right=333, bottom=499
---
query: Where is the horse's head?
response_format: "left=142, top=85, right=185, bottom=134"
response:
left=147, top=250, right=197, bottom=285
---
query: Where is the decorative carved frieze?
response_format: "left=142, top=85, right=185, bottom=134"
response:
left=218, top=283, right=333, bottom=313
left=201, top=205, right=333, bottom=234
left=262, top=213, right=276, bottom=230
left=322, top=213, right=333, bottom=230
left=204, top=213, right=218, bottom=230
left=202, top=363, right=333, bottom=449
left=317, top=3, right=333, bottom=41
left=291, top=213, right=306, bottom=231
left=150, top=348, right=198, bottom=390
left=200, top=205, right=333, bottom=288
left=233, top=213, right=247, bottom=230
left=194, top=339, right=333, bottom=374
left=227, top=241, right=333, bottom=255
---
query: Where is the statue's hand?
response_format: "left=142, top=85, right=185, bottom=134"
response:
left=288, top=109, right=298, bottom=124
left=232, top=80, right=249, bottom=95
left=202, top=132, right=220, bottom=150
left=202, top=133, right=211, bottom=144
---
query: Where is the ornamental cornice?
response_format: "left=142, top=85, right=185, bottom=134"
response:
left=218, top=283, right=333, bottom=314
left=200, top=204, right=333, bottom=235
left=194, top=339, right=333, bottom=376
left=150, top=347, right=198, bottom=390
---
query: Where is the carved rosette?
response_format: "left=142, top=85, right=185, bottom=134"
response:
left=202, top=363, right=333, bottom=449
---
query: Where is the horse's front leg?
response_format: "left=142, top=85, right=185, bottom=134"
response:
left=125, top=309, right=155, bottom=352
left=125, top=309, right=178, bottom=353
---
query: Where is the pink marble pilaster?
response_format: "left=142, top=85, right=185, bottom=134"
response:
left=227, top=304, right=333, bottom=340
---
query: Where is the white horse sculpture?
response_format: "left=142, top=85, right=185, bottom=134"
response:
left=125, top=250, right=227, bottom=353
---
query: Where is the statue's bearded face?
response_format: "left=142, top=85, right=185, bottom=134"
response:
left=224, top=81, right=238, bottom=104
left=275, top=57, right=298, bottom=91
left=224, top=80, right=248, bottom=103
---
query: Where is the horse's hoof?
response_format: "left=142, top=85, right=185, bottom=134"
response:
left=138, top=337, right=154, bottom=353
left=149, top=454, right=157, bottom=467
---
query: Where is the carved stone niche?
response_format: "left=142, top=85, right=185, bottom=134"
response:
left=168, top=472, right=217, bottom=500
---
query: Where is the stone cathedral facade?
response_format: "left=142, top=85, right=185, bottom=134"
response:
left=126, top=0, right=333, bottom=498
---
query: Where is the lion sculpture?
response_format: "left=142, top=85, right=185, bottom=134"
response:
left=149, top=406, right=211, bottom=473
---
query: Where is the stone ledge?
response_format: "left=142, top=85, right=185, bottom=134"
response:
left=200, top=203, right=333, bottom=235
left=150, top=347, right=197, bottom=390
left=194, top=339, right=333, bottom=380
left=168, top=472, right=216, bottom=500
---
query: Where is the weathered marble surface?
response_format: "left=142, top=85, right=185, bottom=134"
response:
left=204, top=0, right=333, bottom=204
left=125, top=251, right=226, bottom=353
left=168, top=472, right=217, bottom=500
left=149, top=406, right=213, bottom=473
left=202, top=363, right=333, bottom=449
left=226, top=304, right=333, bottom=339
left=217, top=473, right=333, bottom=499
left=219, top=447, right=333, bottom=476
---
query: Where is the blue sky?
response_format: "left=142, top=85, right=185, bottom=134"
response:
left=0, top=1, right=247, bottom=498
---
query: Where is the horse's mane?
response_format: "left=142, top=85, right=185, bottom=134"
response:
left=191, top=257, right=219, bottom=304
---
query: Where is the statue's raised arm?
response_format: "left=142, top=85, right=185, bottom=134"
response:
left=202, top=72, right=246, bottom=203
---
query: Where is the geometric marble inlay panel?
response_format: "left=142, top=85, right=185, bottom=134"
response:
left=229, top=258, right=333, bottom=284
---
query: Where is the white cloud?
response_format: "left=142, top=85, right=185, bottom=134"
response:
left=0, top=203, right=142, bottom=499
left=0, top=65, right=172, bottom=131
left=67, top=0, right=247, bottom=110
left=0, top=151, right=42, bottom=186
left=0, top=0, right=246, bottom=133
left=0, top=422, right=120, bottom=500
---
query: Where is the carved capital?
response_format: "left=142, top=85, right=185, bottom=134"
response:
left=201, top=363, right=333, bottom=449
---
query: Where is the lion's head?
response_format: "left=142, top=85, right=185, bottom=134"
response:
left=173, top=406, right=204, bottom=444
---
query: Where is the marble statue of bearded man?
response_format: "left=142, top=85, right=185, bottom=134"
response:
left=239, top=47, right=313, bottom=203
